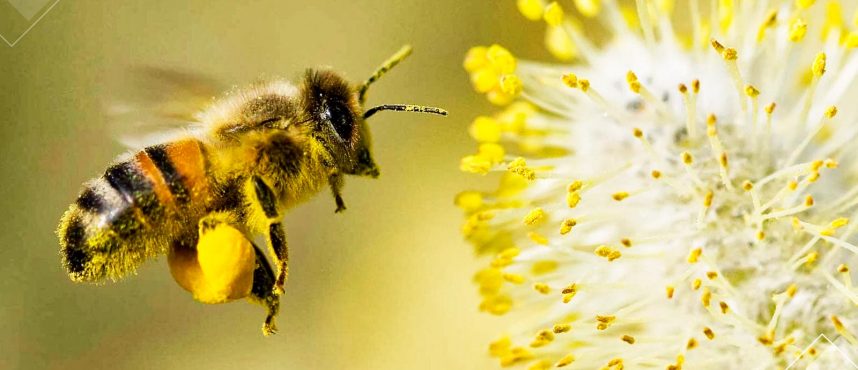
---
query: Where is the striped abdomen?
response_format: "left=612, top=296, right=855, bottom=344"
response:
left=58, top=139, right=210, bottom=282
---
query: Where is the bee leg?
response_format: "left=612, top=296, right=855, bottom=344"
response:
left=251, top=176, right=289, bottom=297
left=329, top=172, right=346, bottom=213
left=247, top=242, right=280, bottom=336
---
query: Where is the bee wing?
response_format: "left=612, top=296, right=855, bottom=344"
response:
left=104, top=66, right=224, bottom=148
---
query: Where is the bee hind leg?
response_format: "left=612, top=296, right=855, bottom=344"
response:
left=248, top=242, right=280, bottom=336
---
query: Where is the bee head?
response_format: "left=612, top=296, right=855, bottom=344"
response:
left=301, top=69, right=364, bottom=171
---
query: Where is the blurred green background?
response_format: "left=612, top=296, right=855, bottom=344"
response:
left=0, top=1, right=549, bottom=369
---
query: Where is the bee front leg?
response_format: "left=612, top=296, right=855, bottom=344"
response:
left=248, top=242, right=280, bottom=336
left=329, top=172, right=346, bottom=213
left=251, top=176, right=289, bottom=297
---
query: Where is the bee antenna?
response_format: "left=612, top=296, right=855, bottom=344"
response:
left=358, top=45, right=413, bottom=104
left=363, top=104, right=448, bottom=120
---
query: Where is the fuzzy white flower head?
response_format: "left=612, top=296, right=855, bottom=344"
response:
left=459, top=0, right=858, bottom=369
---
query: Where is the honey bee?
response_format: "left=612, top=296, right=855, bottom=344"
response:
left=57, top=45, right=446, bottom=335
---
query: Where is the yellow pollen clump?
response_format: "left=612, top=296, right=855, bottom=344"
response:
left=789, top=18, right=808, bottom=42
left=594, top=245, right=622, bottom=261
left=517, top=0, right=544, bottom=21
left=722, top=48, right=738, bottom=61
left=523, top=207, right=546, bottom=225
left=544, top=2, right=564, bottom=26
left=500, top=74, right=523, bottom=95
left=703, top=327, right=715, bottom=340
left=621, top=335, right=635, bottom=344
left=168, top=223, right=255, bottom=304
left=508, top=157, right=537, bottom=180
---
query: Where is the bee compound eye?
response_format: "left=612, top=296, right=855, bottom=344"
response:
left=327, top=102, right=354, bottom=140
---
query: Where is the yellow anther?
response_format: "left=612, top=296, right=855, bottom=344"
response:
left=595, top=245, right=621, bottom=261
left=556, top=354, right=576, bottom=367
left=692, top=278, right=702, bottom=290
left=596, top=314, right=616, bottom=330
left=469, top=116, right=502, bottom=143
left=764, top=104, right=776, bottom=117
left=692, top=79, right=700, bottom=93
left=460, top=155, right=492, bottom=174
left=824, top=158, right=838, bottom=168
left=703, top=327, right=715, bottom=340
left=789, top=18, right=808, bottom=42
left=719, top=301, right=729, bottom=314
left=533, top=282, right=551, bottom=294
left=487, top=44, right=517, bottom=74
left=530, top=329, right=555, bottom=347
left=687, top=337, right=698, bottom=349
left=719, top=152, right=729, bottom=168
left=632, top=128, right=643, bottom=138
left=742, top=180, right=754, bottom=191
left=528, top=231, right=549, bottom=245
left=553, top=323, right=572, bottom=333
left=722, top=48, right=738, bottom=61
left=500, top=247, right=521, bottom=259
left=847, top=32, right=858, bottom=48
left=831, top=218, right=849, bottom=228
left=523, top=207, right=546, bottom=225
left=786, top=283, right=798, bottom=298
left=503, top=273, right=526, bottom=284
left=788, top=180, right=798, bottom=191
left=688, top=248, right=702, bottom=263
left=805, top=251, right=818, bottom=266
left=620, top=238, right=632, bottom=248
left=825, top=106, right=838, bottom=118
left=701, top=288, right=712, bottom=307
left=489, top=336, right=512, bottom=357
left=804, top=195, right=814, bottom=207
left=470, top=68, right=499, bottom=93
left=703, top=190, right=714, bottom=207
left=745, top=85, right=760, bottom=97
left=612, top=192, right=629, bottom=201
left=795, top=0, right=815, bottom=9
left=838, top=264, right=850, bottom=273
left=464, top=46, right=489, bottom=73
left=711, top=39, right=725, bottom=55
left=651, top=170, right=662, bottom=179
left=757, top=10, right=778, bottom=42
left=562, top=293, right=576, bottom=303
left=813, top=52, right=827, bottom=77
left=621, top=335, right=635, bottom=344
left=578, top=79, right=590, bottom=92
left=508, top=157, right=536, bottom=180
left=562, top=283, right=578, bottom=294
left=531, top=260, right=557, bottom=275
left=678, top=83, right=688, bottom=93
left=498, top=347, right=533, bottom=366
left=626, top=71, right=642, bottom=93
left=566, top=191, right=581, bottom=208
left=573, top=0, right=600, bottom=17
left=607, top=358, right=623, bottom=367
left=567, top=180, right=583, bottom=192
left=681, top=151, right=694, bottom=165
left=480, top=294, right=513, bottom=315
left=811, top=159, right=824, bottom=171
left=756, top=230, right=766, bottom=240
left=454, top=191, right=483, bottom=212
left=517, top=0, right=544, bottom=21
left=562, top=73, right=579, bottom=88
left=560, top=218, right=577, bottom=235
left=544, top=2, right=564, bottom=26
left=500, top=74, right=523, bottom=95
left=666, top=285, right=675, bottom=299
left=546, top=24, right=578, bottom=61
left=832, top=315, right=848, bottom=334
left=706, top=271, right=718, bottom=280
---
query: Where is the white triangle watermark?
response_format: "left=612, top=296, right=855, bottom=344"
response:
left=785, top=334, right=858, bottom=370
left=0, top=0, right=60, bottom=47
